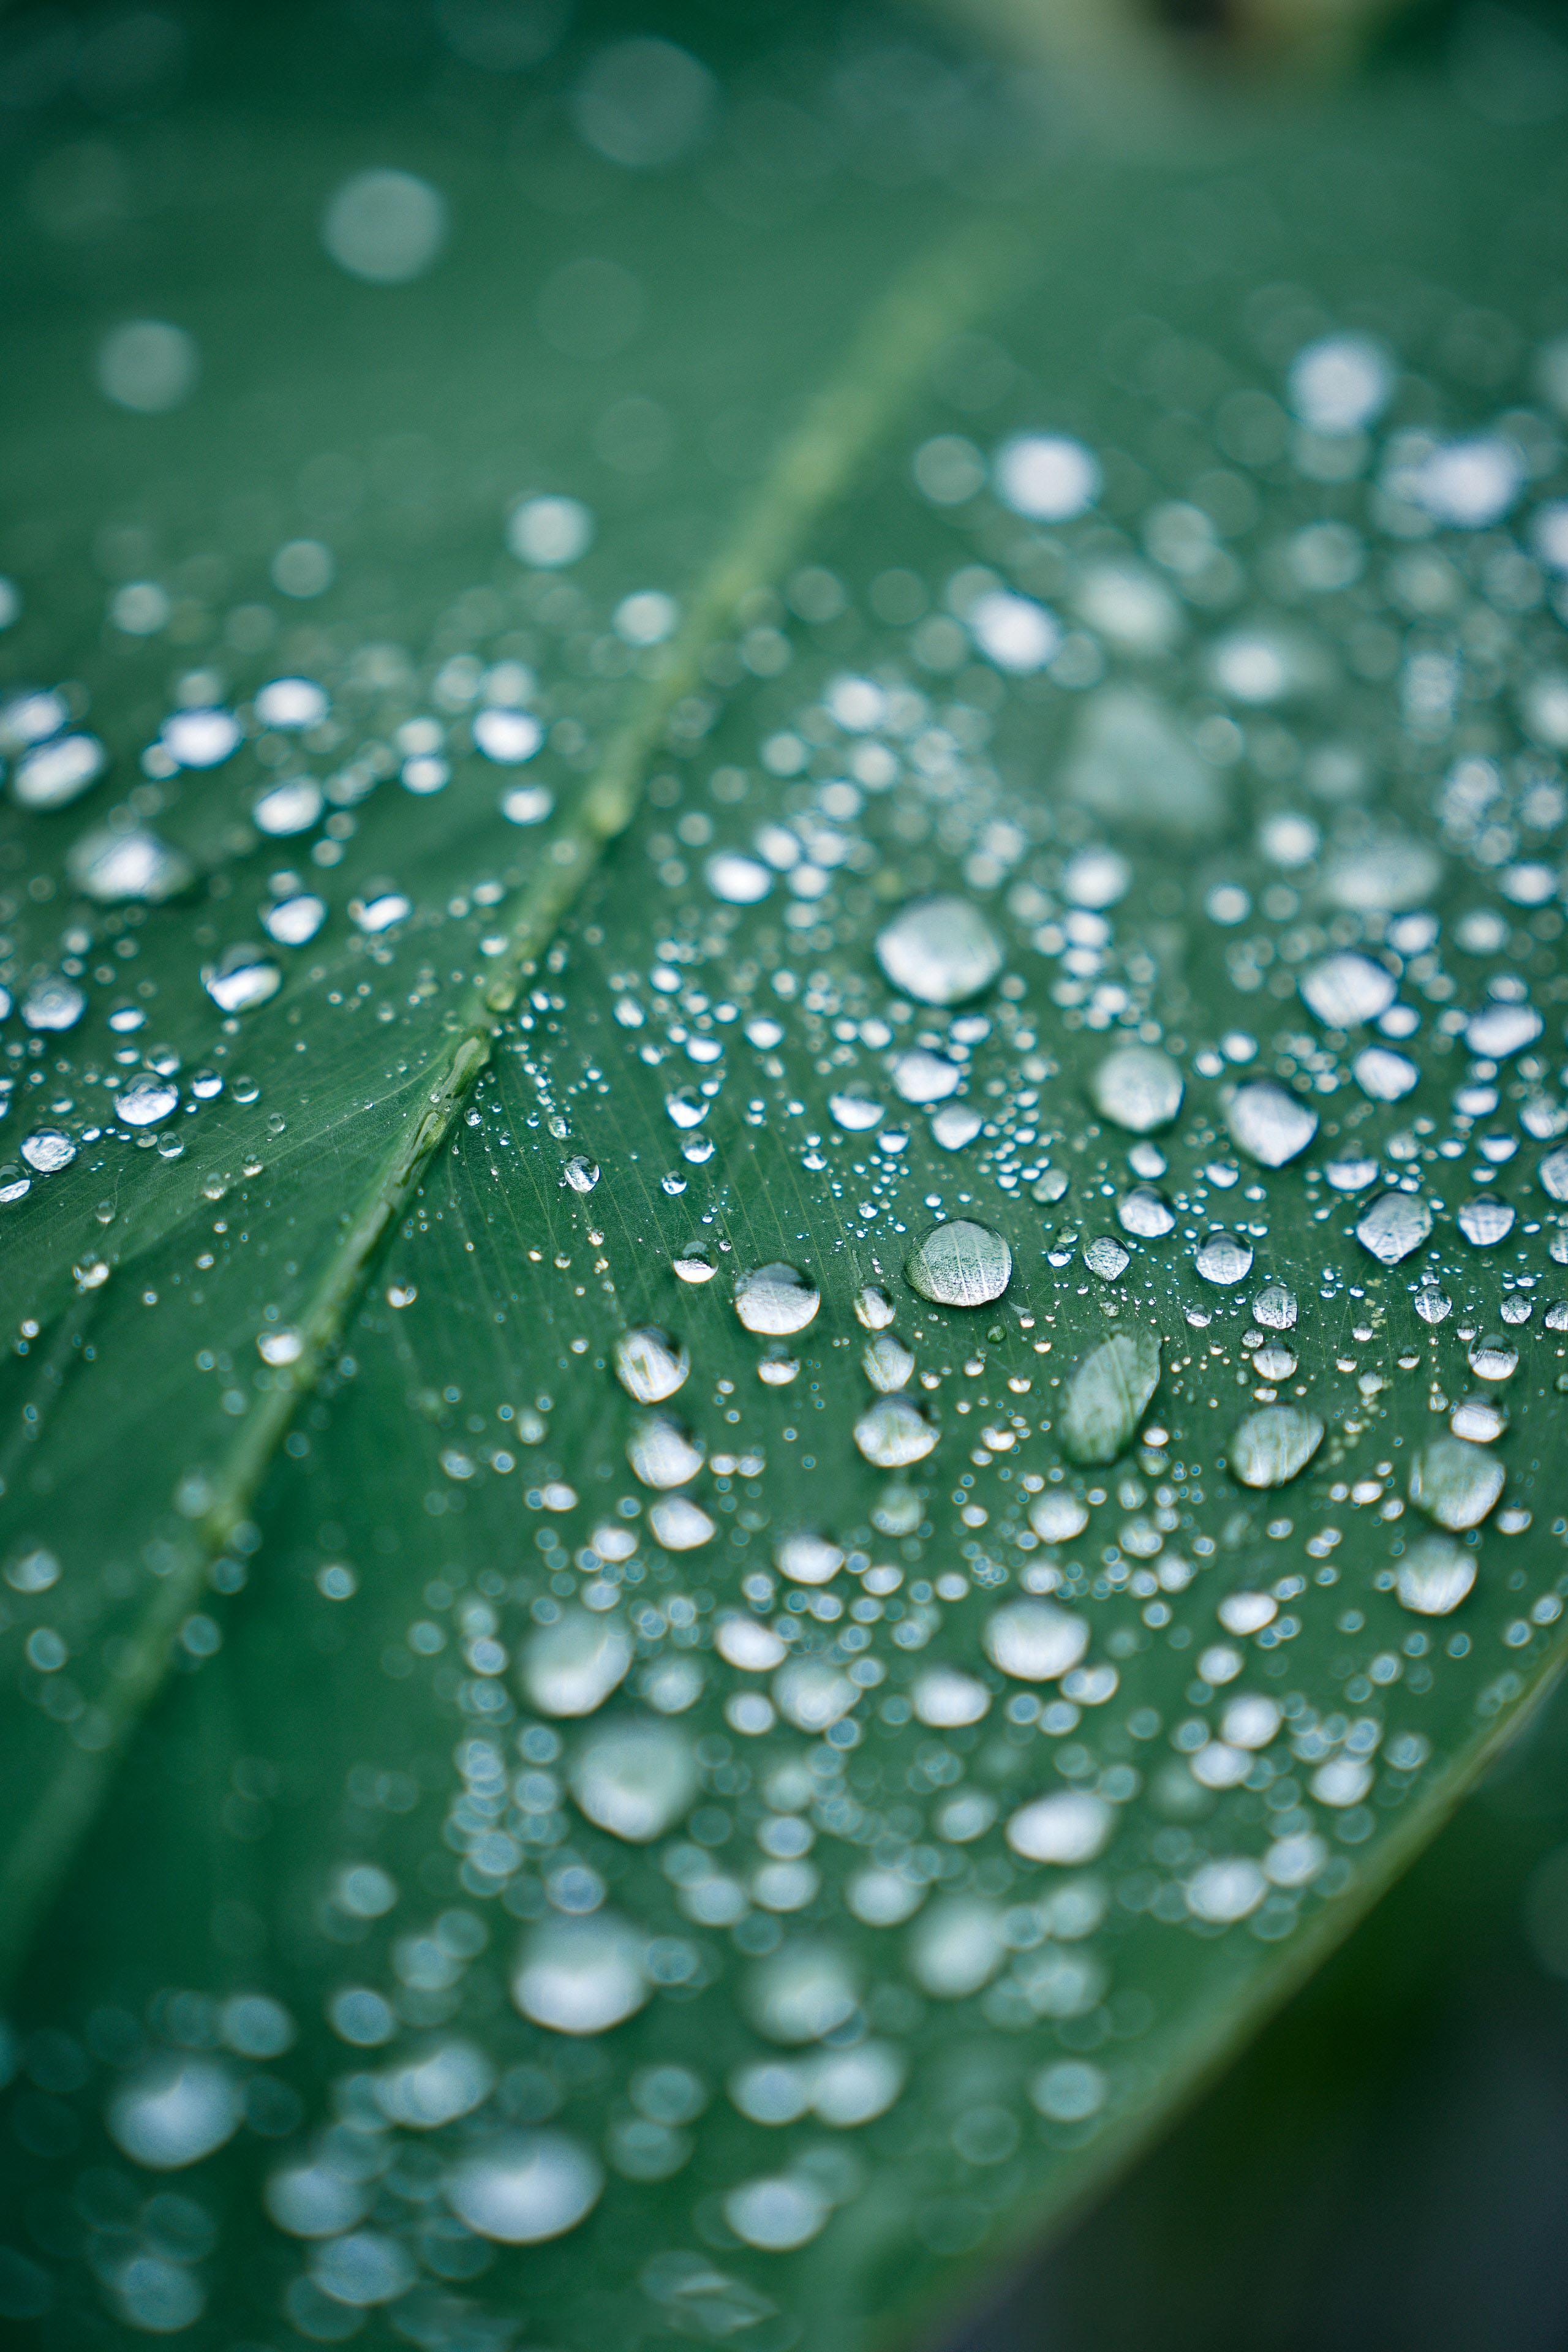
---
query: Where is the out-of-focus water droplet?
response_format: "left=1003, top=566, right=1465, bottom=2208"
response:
left=1354, top=1047, right=1419, bottom=1102
left=734, top=1262, right=820, bottom=1335
left=853, top=1395, right=937, bottom=1468
left=773, top=1657, right=856, bottom=1731
left=627, top=1415, right=704, bottom=1488
left=874, top=897, right=1003, bottom=1006
left=377, top=2040, right=495, bottom=2128
left=22, top=976, right=85, bottom=1031
left=115, top=1078, right=179, bottom=1128
left=1033, top=1167, right=1070, bottom=1205
left=1355, top=1190, right=1433, bottom=1265
left=444, top=2132, right=603, bottom=2244
left=473, top=706, right=543, bottom=764
left=502, top=783, right=554, bottom=825
left=930, top=1102, right=984, bottom=1150
left=908, top=1898, right=1004, bottom=1999
left=1006, top=1789, right=1113, bottom=1863
left=995, top=433, right=1101, bottom=521
left=1414, top=1282, right=1452, bottom=1324
left=854, top=1284, right=895, bottom=1331
left=1409, top=1436, right=1504, bottom=1530
left=1185, top=1858, right=1266, bottom=1924
left=21, top=1129, right=75, bottom=1175
left=983, top=1599, right=1088, bottom=1681
left=571, top=1721, right=696, bottom=1842
left=664, top=1087, right=708, bottom=1129
left=613, top=1327, right=689, bottom=1404
left=350, top=889, right=410, bottom=933
left=68, top=826, right=192, bottom=903
left=561, top=1153, right=599, bottom=1194
left=829, top=1090, right=883, bottom=1133
left=911, top=1666, right=990, bottom=1727
left=747, top=1943, right=859, bottom=2043
left=1227, top=1082, right=1317, bottom=1167
left=1028, top=1492, right=1088, bottom=1544
left=203, top=945, right=282, bottom=1015
left=255, top=677, right=328, bottom=729
left=1229, top=1405, right=1324, bottom=1488
left=1457, top=1195, right=1515, bottom=1247
left=1396, top=1536, right=1476, bottom=1616
left=757, top=1354, right=799, bottom=1387
left=1289, top=332, right=1390, bottom=433
left=1468, top=1334, right=1518, bottom=1381
left=705, top=851, right=772, bottom=903
left=891, top=1050, right=962, bottom=1105
left=1450, top=1393, right=1507, bottom=1443
left=775, top=1532, right=843, bottom=1586
left=725, top=2176, right=829, bottom=2252
left=521, top=1609, right=631, bottom=1716
left=265, top=2162, right=370, bottom=2239
left=13, top=733, right=105, bottom=810
left=257, top=1328, right=304, bottom=1367
left=1090, top=1045, right=1183, bottom=1134
left=1466, top=1001, right=1544, bottom=1060
left=1196, top=1233, right=1253, bottom=1286
left=1539, top=1146, right=1568, bottom=1202
left=717, top=1615, right=788, bottom=1670
left=649, top=1495, right=715, bottom=1552
left=252, top=775, right=323, bottom=836
left=862, top=1333, right=914, bottom=1390
left=1299, top=951, right=1396, bottom=1028
left=263, top=894, right=326, bottom=946
left=106, top=2060, right=241, bottom=2169
left=1118, top=1187, right=1175, bottom=1238
left=163, top=707, right=239, bottom=769
left=1059, top=1326, right=1160, bottom=1464
left=905, top=1219, right=1010, bottom=1306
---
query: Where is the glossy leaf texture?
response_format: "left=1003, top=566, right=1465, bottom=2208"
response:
left=2, top=7, right=1568, bottom=2350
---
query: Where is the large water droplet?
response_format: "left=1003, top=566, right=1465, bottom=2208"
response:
left=1084, top=1235, right=1131, bottom=1281
left=716, top=1616, right=788, bottom=1670
left=773, top=1657, right=857, bottom=1731
left=514, top=1914, right=649, bottom=2034
left=930, top=1103, right=984, bottom=1151
left=905, top=1219, right=1011, bottom=1306
left=775, top=1532, right=844, bottom=1586
left=1254, top=1283, right=1298, bottom=1330
left=704, top=851, right=773, bottom=903
left=1414, top=1282, right=1452, bottom=1324
left=892, top=1050, right=962, bottom=1105
left=854, top=1284, right=896, bottom=1331
left=252, top=775, right=323, bottom=836
left=1028, top=1492, right=1089, bottom=1544
left=1196, top=1233, right=1253, bottom=1286
left=1090, top=1045, right=1183, bottom=1134
left=521, top=1609, right=631, bottom=1716
left=1185, top=1858, right=1266, bottom=1924
left=1118, top=1187, right=1175, bottom=1238
left=1354, top=1047, right=1419, bottom=1102
left=1468, top=1334, right=1518, bottom=1382
left=263, top=893, right=326, bottom=946
left=106, top=2060, right=241, bottom=2169
left=627, top=1414, right=705, bottom=1488
left=571, top=1721, right=697, bottom=1842
left=68, top=826, right=191, bottom=903
left=908, top=1898, right=1005, bottom=1999
left=1457, top=1195, right=1515, bottom=1247
left=1006, top=1789, right=1114, bottom=1863
left=444, top=2132, right=603, bottom=2243
left=1227, top=1082, right=1317, bottom=1167
left=202, top=945, right=282, bottom=1015
left=649, top=1496, right=715, bottom=1551
left=982, top=1599, right=1088, bottom=1681
left=1355, top=1191, right=1433, bottom=1265
left=22, top=976, right=84, bottom=1031
left=1409, top=1436, right=1504, bottom=1530
left=747, top=1944, right=859, bottom=2043
left=1299, top=951, right=1396, bottom=1028
left=1466, top=1003, right=1543, bottom=1059
left=862, top=1333, right=915, bottom=1391
left=734, top=1263, right=820, bottom=1335
left=853, top=1395, right=937, bottom=1468
left=1059, top=1326, right=1160, bottom=1464
left=829, top=1091, right=883, bottom=1132
left=874, top=897, right=1003, bottom=1006
left=21, top=1129, right=76, bottom=1175
left=1229, top=1405, right=1324, bottom=1488
left=1540, top=1145, right=1568, bottom=1202
left=911, top=1666, right=990, bottom=1727
left=613, top=1327, right=689, bottom=1404
left=1396, top=1536, right=1477, bottom=1616
left=115, top=1077, right=179, bottom=1128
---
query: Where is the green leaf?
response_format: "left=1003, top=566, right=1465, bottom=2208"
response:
left=1, top=10, right=1566, bottom=2350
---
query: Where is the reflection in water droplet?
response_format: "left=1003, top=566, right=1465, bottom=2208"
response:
left=444, top=2132, right=603, bottom=2243
left=983, top=1599, right=1088, bottom=1681
left=829, top=1091, right=883, bottom=1132
left=862, top=1333, right=914, bottom=1391
left=21, top=1129, right=76, bottom=1175
left=673, top=1247, right=717, bottom=1283
left=1028, top=1491, right=1088, bottom=1544
left=853, top=1395, right=937, bottom=1468
left=1468, top=1335, right=1518, bottom=1381
left=854, top=1284, right=896, bottom=1331
left=613, top=1327, right=689, bottom=1404
left=1090, top=1046, right=1183, bottom=1134
left=1006, top=1789, right=1113, bottom=1863
left=874, top=896, right=1003, bottom=1006
left=1196, top=1234, right=1254, bottom=1286
left=521, top=1610, right=631, bottom=1717
left=1409, top=1436, right=1504, bottom=1530
left=1355, top=1191, right=1433, bottom=1265
left=562, top=1154, right=598, bottom=1193
left=1299, top=951, right=1396, bottom=1028
left=23, top=976, right=85, bottom=1031
left=1229, top=1405, right=1324, bottom=1488
left=1059, top=1327, right=1161, bottom=1465
left=1396, top=1537, right=1477, bottom=1616
left=905, top=1219, right=1010, bottom=1306
left=1227, top=1082, right=1317, bottom=1167
left=734, top=1263, right=820, bottom=1335
left=627, top=1414, right=705, bottom=1488
left=571, top=1722, right=697, bottom=1842
left=115, top=1078, right=179, bottom=1128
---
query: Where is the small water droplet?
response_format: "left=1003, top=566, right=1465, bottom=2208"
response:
left=1299, top=951, right=1396, bottom=1028
left=521, top=1609, right=631, bottom=1716
left=1457, top=1195, right=1515, bottom=1247
left=1355, top=1190, right=1433, bottom=1265
left=1196, top=1233, right=1253, bottom=1286
left=673, top=1246, right=715, bottom=1282
left=627, top=1415, right=705, bottom=1489
left=1059, top=1327, right=1161, bottom=1464
left=571, top=1722, right=696, bottom=1843
left=202, top=945, right=281, bottom=1015
left=854, top=1284, right=895, bottom=1331
left=1006, top=1789, right=1113, bottom=1863
left=443, top=2132, right=603, bottom=2243
left=562, top=1154, right=599, bottom=1194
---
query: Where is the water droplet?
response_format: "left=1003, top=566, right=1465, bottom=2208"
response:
left=747, top=1944, right=859, bottom=2043
left=757, top=1354, right=799, bottom=1387
left=68, top=826, right=191, bottom=903
left=1414, top=1282, right=1452, bottom=1324
left=983, top=1599, right=1088, bottom=1681
left=854, top=1284, right=896, bottom=1331
left=1033, top=1168, right=1071, bottom=1205
left=1409, top=1436, right=1504, bottom=1530
left=1084, top=1235, right=1131, bottom=1281
left=613, top=1328, right=690, bottom=1405
left=1354, top=1047, right=1419, bottom=1103
left=1468, top=1334, right=1518, bottom=1381
left=930, top=1102, right=984, bottom=1151
left=308, top=2231, right=415, bottom=2308
left=627, top=1415, right=705, bottom=1488
left=905, top=1219, right=1011, bottom=1306
left=704, top=851, right=772, bottom=903
left=665, top=1087, right=709, bottom=1129
left=1059, top=1327, right=1161, bottom=1464
left=1028, top=1492, right=1089, bottom=1544
left=724, top=2176, right=829, bottom=2252
left=444, top=2132, right=603, bottom=2243
left=114, top=1077, right=179, bottom=1128
left=995, top=433, right=1101, bottom=521
left=734, top=1262, right=820, bottom=1335
left=773, top=1657, right=856, bottom=1731
left=1222, top=1694, right=1281, bottom=1748
left=21, top=1129, right=75, bottom=1175
left=1227, top=1082, right=1317, bottom=1167
left=252, top=775, right=323, bottom=836
left=1396, top=1536, right=1477, bottom=1616
left=263, top=893, right=326, bottom=946
left=1117, top=1187, right=1175, bottom=1239
left=717, top=1616, right=788, bottom=1670
left=1196, top=1233, right=1253, bottom=1286
left=163, top=707, right=239, bottom=769
left=1006, top=1789, right=1114, bottom=1863
left=874, top=897, right=1003, bottom=1006
left=255, top=677, right=328, bottom=729
left=891, top=1050, right=962, bottom=1105
left=571, top=1722, right=696, bottom=1842
left=473, top=706, right=543, bottom=764
left=1466, top=1002, right=1543, bottom=1059
left=202, top=945, right=281, bottom=1015
left=862, top=1333, right=915, bottom=1390
left=1355, top=1190, right=1433, bottom=1265
left=521, top=1609, right=631, bottom=1716
left=1031, top=2060, right=1106, bottom=2123
left=106, top=2060, right=241, bottom=2169
left=13, top=733, right=105, bottom=810
left=649, top=1496, right=715, bottom=1551
left=853, top=1395, right=937, bottom=1468
left=1540, top=1146, right=1568, bottom=1202
left=1450, top=1393, right=1507, bottom=1443
left=1457, top=1195, right=1515, bottom=1247
left=1228, top=1405, right=1324, bottom=1488
left=265, top=2163, right=370, bottom=2239
left=502, top=783, right=554, bottom=826
left=775, top=1532, right=844, bottom=1586
left=377, top=2040, right=496, bottom=2128
left=673, top=1247, right=717, bottom=1284
left=562, top=1154, right=599, bottom=1194
left=1289, top=332, right=1391, bottom=433
left=22, top=976, right=85, bottom=1031
left=257, top=1328, right=304, bottom=1367
left=1299, top=952, right=1396, bottom=1028
left=1090, top=1045, right=1183, bottom=1134
left=911, top=1666, right=990, bottom=1727
left=909, top=1898, right=1005, bottom=1998
left=1185, top=1858, right=1266, bottom=1924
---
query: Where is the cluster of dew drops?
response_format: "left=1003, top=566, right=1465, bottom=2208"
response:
left=13, top=312, right=1568, bottom=2335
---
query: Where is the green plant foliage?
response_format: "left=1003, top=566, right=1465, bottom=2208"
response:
left=1, top=7, right=1567, bottom=2348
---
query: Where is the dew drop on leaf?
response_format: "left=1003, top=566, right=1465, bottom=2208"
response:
left=1058, top=1327, right=1161, bottom=1464
left=1457, top=1196, right=1515, bottom=1247
left=905, top=1219, right=1011, bottom=1306
left=1396, top=1537, right=1477, bottom=1616
left=1006, top=1790, right=1114, bottom=1863
left=891, top=1050, right=962, bottom=1104
left=862, top=1333, right=914, bottom=1391
left=570, top=1724, right=697, bottom=1843
left=911, top=1666, right=990, bottom=1727
left=1355, top=1191, right=1433, bottom=1265
left=775, top=1532, right=844, bottom=1586
left=983, top=1599, right=1089, bottom=1681
left=873, top=896, right=1003, bottom=1006
left=202, top=946, right=282, bottom=1015
left=853, top=1395, right=937, bottom=1468
left=734, top=1262, right=820, bottom=1335
left=443, top=2132, right=603, bottom=2244
left=1118, top=1188, right=1175, bottom=1238
left=854, top=1284, right=896, bottom=1330
left=1090, top=1044, right=1183, bottom=1134
left=627, top=1415, right=705, bottom=1488
left=1084, top=1235, right=1130, bottom=1281
left=1409, top=1436, right=1504, bottom=1530
left=520, top=1610, right=632, bottom=1717
left=1227, top=1082, right=1318, bottom=1167
left=1228, top=1405, right=1324, bottom=1488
